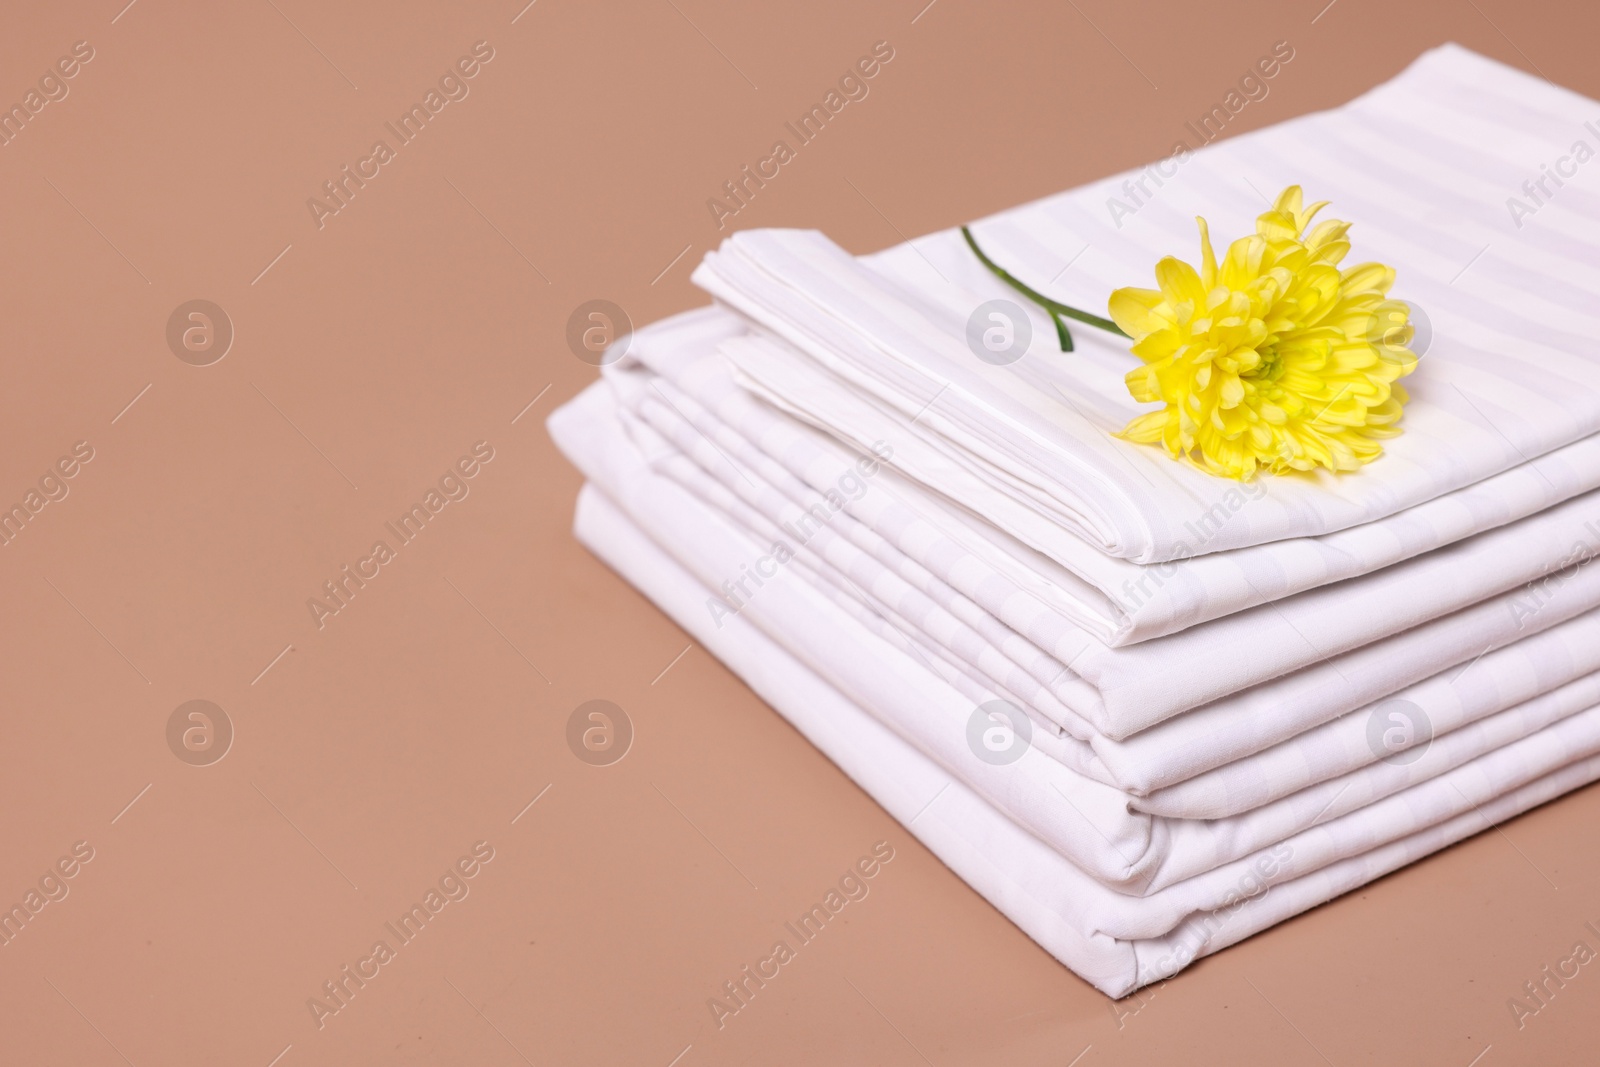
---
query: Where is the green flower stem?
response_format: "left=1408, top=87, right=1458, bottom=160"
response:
left=961, top=225, right=1130, bottom=353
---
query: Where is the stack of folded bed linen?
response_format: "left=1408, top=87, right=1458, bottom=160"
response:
left=549, top=44, right=1600, bottom=997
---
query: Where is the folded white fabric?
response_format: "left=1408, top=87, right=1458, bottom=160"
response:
left=614, top=308, right=1600, bottom=748
left=549, top=385, right=1600, bottom=901
left=549, top=42, right=1600, bottom=996
left=571, top=480, right=1600, bottom=997
left=693, top=44, right=1600, bottom=565
left=710, top=321, right=1600, bottom=646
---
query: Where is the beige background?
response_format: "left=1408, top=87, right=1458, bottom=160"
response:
left=1, top=0, right=1597, bottom=1063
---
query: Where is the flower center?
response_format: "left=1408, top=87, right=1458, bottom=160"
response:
left=1247, top=340, right=1284, bottom=384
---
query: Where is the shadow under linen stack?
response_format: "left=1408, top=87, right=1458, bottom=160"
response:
left=548, top=45, right=1600, bottom=996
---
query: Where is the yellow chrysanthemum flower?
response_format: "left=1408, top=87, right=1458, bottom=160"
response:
left=1107, top=186, right=1416, bottom=480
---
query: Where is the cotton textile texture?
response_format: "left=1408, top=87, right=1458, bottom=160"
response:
left=586, top=326, right=1600, bottom=790
left=694, top=44, right=1600, bottom=563
left=549, top=383, right=1600, bottom=898
left=568, top=481, right=1600, bottom=999
left=548, top=44, right=1600, bottom=996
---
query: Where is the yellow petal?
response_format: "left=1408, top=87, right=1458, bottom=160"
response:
left=1197, top=216, right=1217, bottom=289
left=1108, top=287, right=1166, bottom=339
left=1119, top=410, right=1169, bottom=443
left=1340, top=262, right=1395, bottom=296
left=1154, top=256, right=1206, bottom=307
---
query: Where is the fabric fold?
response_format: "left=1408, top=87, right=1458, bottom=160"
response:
left=693, top=44, right=1600, bottom=563
left=548, top=41, right=1600, bottom=996
left=549, top=382, right=1600, bottom=901
left=571, top=479, right=1600, bottom=997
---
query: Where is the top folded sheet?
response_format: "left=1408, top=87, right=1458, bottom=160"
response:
left=693, top=44, right=1600, bottom=563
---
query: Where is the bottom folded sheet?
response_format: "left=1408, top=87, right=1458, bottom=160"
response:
left=573, top=483, right=1600, bottom=997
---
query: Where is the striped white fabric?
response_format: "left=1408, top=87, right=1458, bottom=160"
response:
left=719, top=322, right=1600, bottom=646
left=613, top=307, right=1600, bottom=745
left=565, top=462, right=1600, bottom=998
left=552, top=377, right=1600, bottom=893
left=693, top=44, right=1600, bottom=564
left=547, top=44, right=1600, bottom=996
